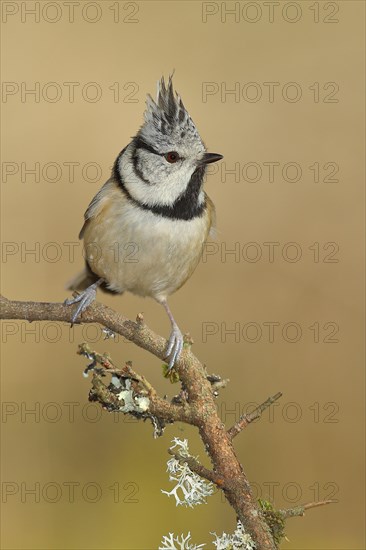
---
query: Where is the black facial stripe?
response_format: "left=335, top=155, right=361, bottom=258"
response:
left=134, top=136, right=160, bottom=156
left=133, top=136, right=186, bottom=162
left=112, top=145, right=127, bottom=187
left=113, top=143, right=153, bottom=186
left=132, top=149, right=152, bottom=185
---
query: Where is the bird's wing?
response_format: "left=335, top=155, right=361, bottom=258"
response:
left=79, top=178, right=117, bottom=239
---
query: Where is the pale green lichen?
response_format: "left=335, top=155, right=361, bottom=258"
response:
left=159, top=521, right=256, bottom=550
left=211, top=520, right=256, bottom=550
left=159, top=532, right=205, bottom=550
left=162, top=438, right=214, bottom=507
left=117, top=379, right=150, bottom=413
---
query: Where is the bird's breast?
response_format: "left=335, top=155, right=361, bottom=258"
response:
left=82, top=186, right=213, bottom=301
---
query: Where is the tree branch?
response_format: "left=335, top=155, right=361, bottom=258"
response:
left=227, top=392, right=283, bottom=438
left=1, top=294, right=335, bottom=549
left=279, top=499, right=337, bottom=519
left=0, top=294, right=169, bottom=361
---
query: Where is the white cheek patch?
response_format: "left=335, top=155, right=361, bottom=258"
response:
left=120, top=145, right=196, bottom=208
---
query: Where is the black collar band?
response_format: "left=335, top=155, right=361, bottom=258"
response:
left=112, top=146, right=206, bottom=221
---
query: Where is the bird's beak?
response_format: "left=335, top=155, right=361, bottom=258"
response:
left=198, top=153, right=224, bottom=166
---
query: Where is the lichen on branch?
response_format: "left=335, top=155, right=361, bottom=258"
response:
left=0, top=294, right=335, bottom=549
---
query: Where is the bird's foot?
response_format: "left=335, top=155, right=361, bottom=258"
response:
left=64, top=282, right=99, bottom=325
left=165, top=325, right=184, bottom=370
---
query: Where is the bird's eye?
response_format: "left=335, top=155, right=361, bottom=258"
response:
left=165, top=151, right=179, bottom=163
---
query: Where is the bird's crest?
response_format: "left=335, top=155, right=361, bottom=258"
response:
left=139, top=75, right=203, bottom=149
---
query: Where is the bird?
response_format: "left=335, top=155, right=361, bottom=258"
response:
left=65, top=75, right=223, bottom=369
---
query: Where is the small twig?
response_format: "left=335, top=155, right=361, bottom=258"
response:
left=227, top=392, right=283, bottom=439
left=207, top=373, right=230, bottom=394
left=90, top=374, right=122, bottom=410
left=78, top=343, right=156, bottom=394
left=279, top=500, right=337, bottom=519
left=77, top=342, right=116, bottom=374
left=123, top=361, right=157, bottom=395
left=168, top=449, right=223, bottom=487
left=78, top=343, right=155, bottom=395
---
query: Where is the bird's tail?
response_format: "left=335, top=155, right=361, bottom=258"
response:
left=65, top=265, right=99, bottom=292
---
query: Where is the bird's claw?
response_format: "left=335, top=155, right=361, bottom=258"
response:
left=64, top=284, right=97, bottom=325
left=165, top=326, right=184, bottom=370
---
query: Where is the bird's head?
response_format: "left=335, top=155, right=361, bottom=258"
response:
left=116, top=75, right=223, bottom=212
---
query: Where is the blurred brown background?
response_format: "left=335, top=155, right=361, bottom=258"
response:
left=1, top=1, right=365, bottom=549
